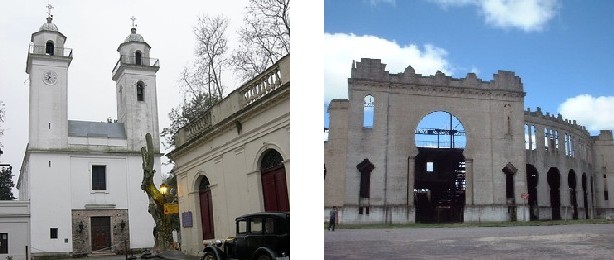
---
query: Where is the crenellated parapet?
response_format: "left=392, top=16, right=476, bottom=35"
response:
left=350, top=58, right=524, bottom=94
left=524, top=107, right=590, bottom=136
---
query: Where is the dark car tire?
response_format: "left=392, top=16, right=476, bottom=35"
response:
left=255, top=254, right=273, bottom=260
left=202, top=251, right=219, bottom=260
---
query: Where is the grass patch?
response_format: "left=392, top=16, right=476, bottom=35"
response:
left=326, top=219, right=614, bottom=230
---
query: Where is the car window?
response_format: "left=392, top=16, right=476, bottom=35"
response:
left=237, top=219, right=247, bottom=234
left=264, top=218, right=274, bottom=234
left=250, top=218, right=263, bottom=234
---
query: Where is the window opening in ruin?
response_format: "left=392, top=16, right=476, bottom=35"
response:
left=568, top=170, right=578, bottom=219
left=414, top=111, right=466, bottom=223
left=526, top=164, right=539, bottom=220
left=363, top=95, right=374, bottom=128
left=555, top=130, right=559, bottom=150
left=524, top=124, right=537, bottom=150
left=426, top=162, right=434, bottom=173
left=547, top=167, right=561, bottom=220
left=357, top=159, right=375, bottom=199
left=544, top=127, right=549, bottom=151
left=604, top=174, right=608, bottom=201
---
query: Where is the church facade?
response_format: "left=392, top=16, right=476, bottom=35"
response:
left=17, top=14, right=161, bottom=256
left=167, top=55, right=290, bottom=255
left=325, top=58, right=614, bottom=224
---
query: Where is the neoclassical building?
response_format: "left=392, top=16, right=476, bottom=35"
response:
left=325, top=58, right=614, bottom=224
left=17, top=14, right=162, bottom=256
left=167, top=55, right=290, bottom=255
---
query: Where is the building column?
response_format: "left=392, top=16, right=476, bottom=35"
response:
left=465, top=159, right=474, bottom=205
left=407, top=156, right=415, bottom=207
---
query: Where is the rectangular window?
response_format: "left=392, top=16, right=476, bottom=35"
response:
left=0, top=233, right=7, bottom=254
left=605, top=190, right=609, bottom=201
left=250, top=218, right=263, bottom=234
left=426, top=162, right=434, bottom=173
left=264, top=218, right=275, bottom=234
left=50, top=228, right=58, bottom=239
left=237, top=220, right=247, bottom=234
left=92, top=165, right=107, bottom=190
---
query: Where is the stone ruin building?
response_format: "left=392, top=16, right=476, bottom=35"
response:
left=324, top=58, right=614, bottom=224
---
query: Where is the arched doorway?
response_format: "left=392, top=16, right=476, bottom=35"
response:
left=261, top=149, right=290, bottom=212
left=198, top=176, right=214, bottom=240
left=414, top=111, right=466, bottom=223
left=547, top=167, right=561, bottom=220
left=526, top=164, right=539, bottom=220
left=568, top=170, right=578, bottom=219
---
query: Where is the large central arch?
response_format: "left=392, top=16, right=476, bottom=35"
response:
left=414, top=111, right=466, bottom=223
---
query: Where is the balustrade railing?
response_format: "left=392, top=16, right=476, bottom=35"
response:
left=112, top=55, right=159, bottom=75
left=28, top=44, right=72, bottom=57
left=176, top=55, right=289, bottom=146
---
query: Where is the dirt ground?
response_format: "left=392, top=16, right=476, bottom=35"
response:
left=325, top=223, right=614, bottom=259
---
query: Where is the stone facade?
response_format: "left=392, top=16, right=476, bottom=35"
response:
left=325, top=58, right=614, bottom=224
left=71, top=209, right=130, bottom=255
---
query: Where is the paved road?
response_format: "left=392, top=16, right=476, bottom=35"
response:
left=325, top=224, right=614, bottom=259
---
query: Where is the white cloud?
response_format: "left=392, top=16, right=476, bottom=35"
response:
left=558, top=94, right=614, bottom=131
left=368, top=0, right=396, bottom=7
left=324, top=33, right=452, bottom=103
left=430, top=0, right=560, bottom=32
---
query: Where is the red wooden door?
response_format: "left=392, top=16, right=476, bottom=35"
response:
left=199, top=189, right=215, bottom=239
left=262, top=166, right=289, bottom=212
left=91, top=217, right=111, bottom=251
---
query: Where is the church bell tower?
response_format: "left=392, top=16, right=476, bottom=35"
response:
left=26, top=6, right=72, bottom=150
left=112, top=17, right=160, bottom=152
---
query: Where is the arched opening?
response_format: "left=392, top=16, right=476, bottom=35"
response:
left=414, top=111, right=466, bottom=223
left=526, top=164, right=539, bottom=220
left=135, top=51, right=142, bottom=65
left=357, top=159, right=375, bottom=215
left=547, top=167, right=561, bottom=220
left=136, top=81, right=145, bottom=101
left=582, top=173, right=588, bottom=219
left=198, top=176, right=214, bottom=240
left=568, top=170, right=578, bottom=219
left=363, top=95, right=374, bottom=128
left=260, top=149, right=289, bottom=212
left=45, top=41, right=54, bottom=55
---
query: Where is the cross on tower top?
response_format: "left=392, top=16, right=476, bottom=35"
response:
left=46, top=3, right=54, bottom=18
left=130, top=16, right=137, bottom=28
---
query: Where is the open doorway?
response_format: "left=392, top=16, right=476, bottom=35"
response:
left=414, top=111, right=466, bottom=223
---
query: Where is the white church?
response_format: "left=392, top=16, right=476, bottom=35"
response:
left=17, top=12, right=162, bottom=256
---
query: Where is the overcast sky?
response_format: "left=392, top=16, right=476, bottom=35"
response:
left=0, top=0, right=252, bottom=189
left=324, top=0, right=614, bottom=134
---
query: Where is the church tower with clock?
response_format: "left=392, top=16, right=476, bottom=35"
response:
left=25, top=13, right=72, bottom=150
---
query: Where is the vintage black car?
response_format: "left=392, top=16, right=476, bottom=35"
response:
left=202, top=212, right=290, bottom=260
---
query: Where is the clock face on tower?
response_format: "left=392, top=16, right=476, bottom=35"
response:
left=42, top=70, right=58, bottom=85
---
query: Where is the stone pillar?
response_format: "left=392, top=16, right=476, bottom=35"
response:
left=407, top=156, right=415, bottom=207
left=465, top=159, right=474, bottom=205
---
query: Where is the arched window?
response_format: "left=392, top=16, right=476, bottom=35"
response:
left=135, top=51, right=142, bottom=65
left=136, top=82, right=145, bottom=101
left=45, top=41, right=54, bottom=56
left=363, top=95, right=374, bottom=128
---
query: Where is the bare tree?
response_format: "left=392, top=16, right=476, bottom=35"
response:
left=232, top=0, right=290, bottom=81
left=162, top=15, right=229, bottom=148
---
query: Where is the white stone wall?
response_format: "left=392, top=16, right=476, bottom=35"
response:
left=0, top=201, right=30, bottom=260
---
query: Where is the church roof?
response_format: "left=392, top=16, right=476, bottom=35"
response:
left=39, top=17, right=59, bottom=32
left=68, top=120, right=127, bottom=139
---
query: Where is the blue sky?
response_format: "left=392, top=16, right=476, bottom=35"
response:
left=324, top=0, right=614, bottom=133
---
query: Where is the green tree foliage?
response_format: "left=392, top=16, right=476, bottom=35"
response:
left=0, top=166, right=15, bottom=200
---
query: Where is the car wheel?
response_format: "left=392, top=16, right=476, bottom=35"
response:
left=256, top=254, right=273, bottom=260
left=202, top=251, right=218, bottom=260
